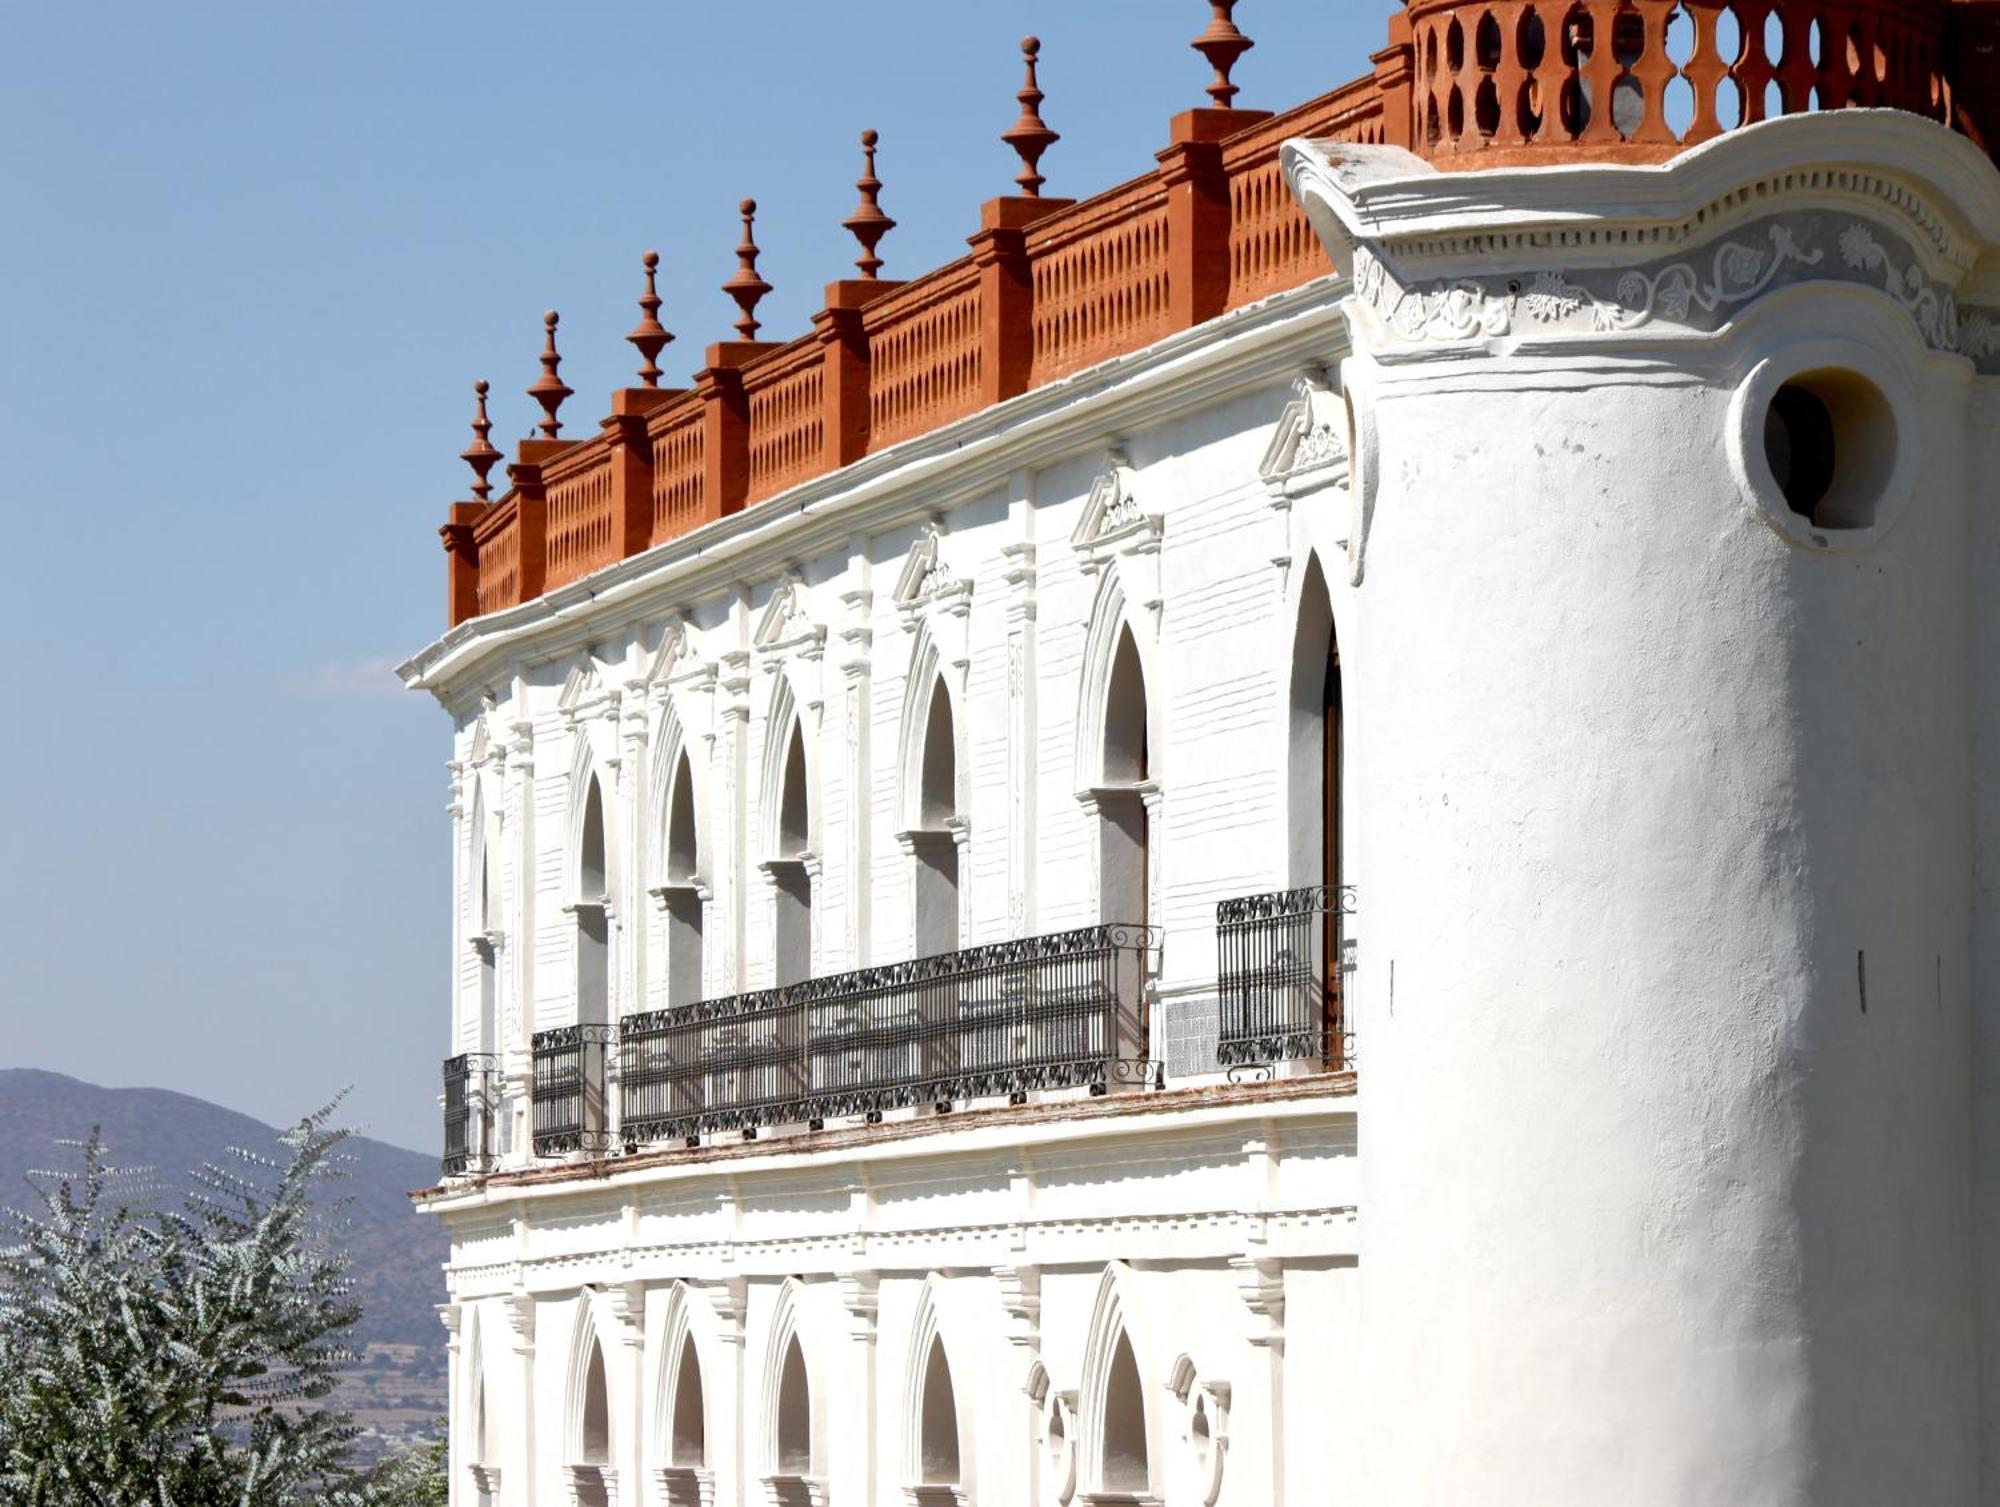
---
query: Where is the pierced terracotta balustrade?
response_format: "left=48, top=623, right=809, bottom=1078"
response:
left=1405, top=0, right=1961, bottom=168
left=439, top=0, right=1999, bottom=628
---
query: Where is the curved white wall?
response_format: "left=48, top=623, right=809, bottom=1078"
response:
left=1338, top=297, right=1978, bottom=1503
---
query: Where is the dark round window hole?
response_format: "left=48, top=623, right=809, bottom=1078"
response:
left=1764, top=382, right=1837, bottom=520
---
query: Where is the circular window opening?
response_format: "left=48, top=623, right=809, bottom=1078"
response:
left=1760, top=368, right=1897, bottom=532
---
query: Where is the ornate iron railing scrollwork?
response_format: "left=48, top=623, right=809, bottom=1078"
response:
left=1216, top=884, right=1356, bottom=1071
left=441, top=1052, right=499, bottom=1176
left=618, top=922, right=1161, bottom=1145
left=531, top=1023, right=618, bottom=1156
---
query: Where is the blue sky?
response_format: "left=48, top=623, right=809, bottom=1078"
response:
left=0, top=1, right=1384, bottom=1152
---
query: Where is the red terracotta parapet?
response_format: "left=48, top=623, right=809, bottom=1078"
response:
left=437, top=0, right=1997, bottom=628
left=1405, top=0, right=1962, bottom=169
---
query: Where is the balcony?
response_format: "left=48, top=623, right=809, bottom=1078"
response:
left=1215, top=885, right=1355, bottom=1073
left=530, top=1024, right=617, bottom=1156
left=441, top=1052, right=498, bottom=1175
left=621, top=923, right=1159, bottom=1146
left=440, top=900, right=1365, bottom=1178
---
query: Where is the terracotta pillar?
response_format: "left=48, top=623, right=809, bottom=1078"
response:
left=695, top=345, right=773, bottom=523
left=508, top=441, right=568, bottom=605
left=1372, top=12, right=1416, bottom=153
left=1157, top=106, right=1270, bottom=332
left=603, top=389, right=676, bottom=557
left=813, top=280, right=901, bottom=470
left=442, top=503, right=482, bottom=627
left=968, top=196, right=1071, bottom=406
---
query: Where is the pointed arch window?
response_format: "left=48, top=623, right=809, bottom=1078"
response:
left=909, top=678, right=962, bottom=958
left=1287, top=559, right=1345, bottom=1069
left=473, top=850, right=501, bottom=1056
left=1096, top=627, right=1151, bottom=929
left=1099, top=1331, right=1149, bottom=1496
left=918, top=1334, right=962, bottom=1488
left=657, top=752, right=705, bottom=1009
left=467, top=1354, right=498, bottom=1507
left=660, top=1327, right=711, bottom=1507
left=570, top=1335, right=614, bottom=1507
left=776, top=1332, right=814, bottom=1476
left=770, top=724, right=814, bottom=988
left=576, top=776, right=611, bottom=1028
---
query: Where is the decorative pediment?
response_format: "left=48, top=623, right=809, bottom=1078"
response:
left=753, top=575, right=826, bottom=658
left=1071, top=448, right=1161, bottom=569
left=467, top=717, right=492, bottom=765
left=558, top=659, right=616, bottom=721
left=644, top=617, right=708, bottom=686
left=1260, top=372, right=1349, bottom=499
left=893, top=523, right=972, bottom=618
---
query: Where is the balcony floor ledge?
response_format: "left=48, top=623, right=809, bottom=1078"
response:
left=415, top=1068, right=1355, bottom=1205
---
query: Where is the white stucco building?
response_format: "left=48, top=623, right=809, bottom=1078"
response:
left=403, top=3, right=2000, bottom=1502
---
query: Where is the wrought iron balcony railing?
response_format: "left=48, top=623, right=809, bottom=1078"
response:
left=530, top=1023, right=617, bottom=1156
left=441, top=1052, right=499, bottom=1175
left=1216, top=885, right=1356, bottom=1073
left=620, top=923, right=1159, bottom=1146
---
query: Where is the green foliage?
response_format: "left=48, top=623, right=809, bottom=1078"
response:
left=0, top=1103, right=448, bottom=1507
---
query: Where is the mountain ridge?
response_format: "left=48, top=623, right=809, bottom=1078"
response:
left=0, top=1067, right=447, bottom=1350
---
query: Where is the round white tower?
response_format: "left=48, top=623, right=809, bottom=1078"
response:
left=1289, top=107, right=2000, bottom=1503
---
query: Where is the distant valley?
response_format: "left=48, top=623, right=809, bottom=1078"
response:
left=0, top=1068, right=448, bottom=1452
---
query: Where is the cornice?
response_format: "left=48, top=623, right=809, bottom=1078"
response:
left=398, top=279, right=1347, bottom=709
left=1287, top=112, right=2000, bottom=373
left=1285, top=112, right=2000, bottom=280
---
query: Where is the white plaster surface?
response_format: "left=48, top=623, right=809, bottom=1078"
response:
left=410, top=110, right=2000, bottom=1505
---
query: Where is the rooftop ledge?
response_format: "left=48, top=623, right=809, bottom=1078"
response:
left=424, top=1, right=1998, bottom=643
left=412, top=1069, right=1358, bottom=1210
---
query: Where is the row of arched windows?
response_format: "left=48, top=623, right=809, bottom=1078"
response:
left=467, top=552, right=1350, bottom=1079
left=461, top=1271, right=1182, bottom=1506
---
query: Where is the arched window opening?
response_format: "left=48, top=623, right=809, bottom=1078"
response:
left=474, top=853, right=498, bottom=1056
left=670, top=1335, right=706, bottom=1468
left=911, top=679, right=960, bottom=957
left=469, top=1372, right=494, bottom=1507
left=1097, top=627, right=1151, bottom=928
left=576, top=777, right=610, bottom=1028
left=475, top=1373, right=490, bottom=1463
left=771, top=725, right=813, bottom=987
left=662, top=754, right=704, bottom=1009
left=776, top=1334, right=813, bottom=1477
left=918, top=1334, right=962, bottom=1485
left=1288, top=561, right=1346, bottom=1071
left=571, top=1336, right=613, bottom=1507
left=1100, top=1330, right=1149, bottom=1494
left=581, top=1340, right=610, bottom=1464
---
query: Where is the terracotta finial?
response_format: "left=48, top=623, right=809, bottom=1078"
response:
left=1192, top=1, right=1254, bottom=108
left=527, top=310, right=572, bottom=439
left=721, top=198, right=773, bottom=341
left=460, top=379, right=502, bottom=502
left=626, top=251, right=674, bottom=388
left=842, top=130, right=896, bottom=280
left=1001, top=35, right=1059, bottom=197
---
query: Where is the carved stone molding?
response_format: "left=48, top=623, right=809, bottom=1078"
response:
left=658, top=1466, right=717, bottom=1507
left=839, top=1268, right=882, bottom=1342
left=754, top=574, right=828, bottom=660
left=1072, top=448, right=1162, bottom=573
left=500, top=1291, right=537, bottom=1354
left=1230, top=1255, right=1284, bottom=1349
left=760, top=1474, right=829, bottom=1507
left=894, top=523, right=973, bottom=621
left=567, top=1464, right=620, bottom=1507
left=707, top=1275, right=750, bottom=1346
left=996, top=1261, right=1042, bottom=1348
left=1259, top=371, right=1349, bottom=503
left=603, top=1280, right=646, bottom=1347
